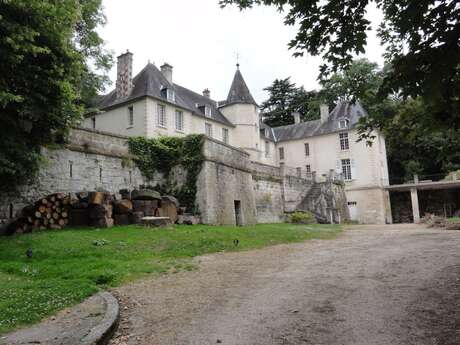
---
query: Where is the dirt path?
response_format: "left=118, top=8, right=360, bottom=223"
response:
left=109, top=225, right=460, bottom=345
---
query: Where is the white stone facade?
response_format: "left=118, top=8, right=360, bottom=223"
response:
left=81, top=52, right=392, bottom=224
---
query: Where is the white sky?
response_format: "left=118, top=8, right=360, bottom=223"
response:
left=100, top=0, right=385, bottom=103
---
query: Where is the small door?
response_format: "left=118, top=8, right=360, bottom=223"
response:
left=348, top=201, right=358, bottom=221
left=234, top=200, right=242, bottom=226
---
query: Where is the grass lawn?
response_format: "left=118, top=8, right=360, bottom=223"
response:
left=0, top=223, right=340, bottom=334
left=447, top=217, right=460, bottom=222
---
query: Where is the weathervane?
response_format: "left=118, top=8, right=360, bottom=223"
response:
left=236, top=51, right=240, bottom=69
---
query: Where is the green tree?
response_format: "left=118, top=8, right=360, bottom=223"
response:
left=261, top=77, right=317, bottom=127
left=220, top=0, right=460, bottom=129
left=0, top=0, right=112, bottom=190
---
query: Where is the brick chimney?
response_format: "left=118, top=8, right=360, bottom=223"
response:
left=160, top=63, right=173, bottom=84
left=116, top=50, right=133, bottom=99
left=292, top=112, right=301, bottom=124
left=320, top=104, right=329, bottom=123
left=203, top=88, right=211, bottom=98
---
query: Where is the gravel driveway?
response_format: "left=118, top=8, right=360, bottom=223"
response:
left=110, top=224, right=460, bottom=345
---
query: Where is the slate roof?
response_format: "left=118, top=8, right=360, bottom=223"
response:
left=272, top=101, right=368, bottom=142
left=259, top=121, right=276, bottom=142
left=94, top=63, right=234, bottom=127
left=222, top=67, right=257, bottom=107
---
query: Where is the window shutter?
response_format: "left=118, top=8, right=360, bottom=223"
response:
left=351, top=159, right=356, bottom=180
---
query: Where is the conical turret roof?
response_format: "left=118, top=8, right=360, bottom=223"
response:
left=225, top=66, right=257, bottom=106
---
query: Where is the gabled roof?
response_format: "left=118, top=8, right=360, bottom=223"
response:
left=94, top=63, right=234, bottom=127
left=222, top=66, right=257, bottom=107
left=271, top=101, right=368, bottom=142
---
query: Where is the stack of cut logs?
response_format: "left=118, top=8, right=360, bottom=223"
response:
left=9, top=193, right=71, bottom=234
left=5, top=189, right=189, bottom=236
left=70, top=191, right=114, bottom=228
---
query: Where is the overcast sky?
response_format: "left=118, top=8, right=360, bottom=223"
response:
left=100, top=0, right=385, bottom=103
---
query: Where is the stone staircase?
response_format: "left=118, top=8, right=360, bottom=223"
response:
left=295, top=181, right=348, bottom=224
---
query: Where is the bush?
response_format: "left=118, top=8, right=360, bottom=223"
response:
left=289, top=211, right=317, bottom=224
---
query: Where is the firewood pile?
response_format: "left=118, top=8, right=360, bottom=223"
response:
left=7, top=193, right=71, bottom=235
left=4, top=189, right=197, bottom=236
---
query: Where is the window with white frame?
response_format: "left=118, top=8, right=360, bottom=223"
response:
left=265, top=141, right=270, bottom=157
left=279, top=147, right=285, bottom=160
left=204, top=106, right=212, bottom=118
left=339, top=132, right=349, bottom=150
left=128, top=106, right=134, bottom=126
left=175, top=110, right=184, bottom=131
left=205, top=122, right=213, bottom=137
left=167, top=89, right=175, bottom=102
left=338, top=118, right=349, bottom=129
left=304, top=142, right=310, bottom=156
left=157, top=104, right=166, bottom=127
left=341, top=159, right=352, bottom=180
left=222, top=128, right=229, bottom=144
left=306, top=164, right=312, bottom=179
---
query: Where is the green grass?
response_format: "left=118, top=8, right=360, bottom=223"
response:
left=447, top=217, right=460, bottom=222
left=0, top=223, right=340, bottom=334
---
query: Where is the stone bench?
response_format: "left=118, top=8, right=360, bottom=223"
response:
left=141, top=216, right=172, bottom=228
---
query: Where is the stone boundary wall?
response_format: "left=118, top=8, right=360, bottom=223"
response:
left=0, top=128, right=146, bottom=223
left=0, top=129, right=349, bottom=226
left=197, top=138, right=257, bottom=225
left=250, top=162, right=284, bottom=223
left=67, top=127, right=131, bottom=157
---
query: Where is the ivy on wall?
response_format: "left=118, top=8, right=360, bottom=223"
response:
left=128, top=135, right=205, bottom=211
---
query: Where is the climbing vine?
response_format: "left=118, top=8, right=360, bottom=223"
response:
left=128, top=135, right=205, bottom=211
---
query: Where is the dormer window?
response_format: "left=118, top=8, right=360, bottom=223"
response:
left=198, top=104, right=212, bottom=118
left=161, top=87, right=175, bottom=102
left=338, top=118, right=349, bottom=129
left=264, top=128, right=269, bottom=137
left=204, top=106, right=212, bottom=118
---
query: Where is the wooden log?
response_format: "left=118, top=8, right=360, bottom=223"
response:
left=130, top=211, right=144, bottom=224
left=49, top=218, right=55, bottom=225
left=52, top=212, right=59, bottom=220
left=90, top=217, right=114, bottom=228
left=131, top=189, right=161, bottom=201
left=58, top=219, right=66, bottom=226
left=89, top=192, right=104, bottom=205
left=114, top=214, right=131, bottom=226
left=114, top=199, right=133, bottom=214
left=61, top=211, right=68, bottom=218
left=34, top=211, right=42, bottom=218
left=46, top=213, right=52, bottom=219
left=38, top=205, right=46, bottom=213
left=69, top=209, right=90, bottom=226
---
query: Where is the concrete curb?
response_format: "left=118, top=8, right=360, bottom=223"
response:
left=81, top=291, right=120, bottom=345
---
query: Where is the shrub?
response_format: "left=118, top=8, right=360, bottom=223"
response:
left=290, top=211, right=317, bottom=224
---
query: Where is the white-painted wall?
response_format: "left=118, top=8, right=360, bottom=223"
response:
left=273, top=128, right=391, bottom=223
left=82, top=98, right=148, bottom=137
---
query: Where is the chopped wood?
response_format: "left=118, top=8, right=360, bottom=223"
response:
left=89, top=192, right=104, bottom=205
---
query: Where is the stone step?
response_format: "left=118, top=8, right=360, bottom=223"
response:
left=141, top=216, right=173, bottom=228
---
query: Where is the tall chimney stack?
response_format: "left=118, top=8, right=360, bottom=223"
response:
left=116, top=50, right=133, bottom=99
left=320, top=104, right=329, bottom=123
left=203, top=88, right=211, bottom=98
left=292, top=112, right=301, bottom=124
left=160, top=63, right=173, bottom=84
